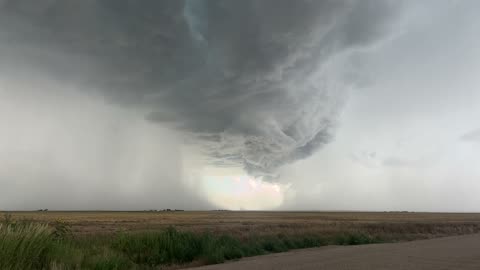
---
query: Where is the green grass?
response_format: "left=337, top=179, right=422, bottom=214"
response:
left=11, top=212, right=477, bottom=270
left=0, top=222, right=53, bottom=270
left=0, top=219, right=386, bottom=270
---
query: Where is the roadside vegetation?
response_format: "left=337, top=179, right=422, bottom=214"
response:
left=2, top=212, right=480, bottom=269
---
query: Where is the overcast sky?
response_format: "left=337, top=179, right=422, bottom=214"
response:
left=0, top=1, right=479, bottom=211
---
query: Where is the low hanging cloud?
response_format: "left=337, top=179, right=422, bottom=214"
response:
left=0, top=1, right=408, bottom=178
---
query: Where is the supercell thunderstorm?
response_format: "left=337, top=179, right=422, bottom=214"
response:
left=0, top=0, right=405, bottom=178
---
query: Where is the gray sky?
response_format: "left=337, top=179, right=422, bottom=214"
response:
left=0, top=1, right=479, bottom=211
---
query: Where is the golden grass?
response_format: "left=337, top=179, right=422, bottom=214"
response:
left=5, top=211, right=480, bottom=239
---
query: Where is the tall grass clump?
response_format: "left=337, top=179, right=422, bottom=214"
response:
left=113, top=227, right=203, bottom=266
left=0, top=222, right=53, bottom=270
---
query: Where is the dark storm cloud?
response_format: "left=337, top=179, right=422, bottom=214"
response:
left=0, top=0, right=407, bottom=177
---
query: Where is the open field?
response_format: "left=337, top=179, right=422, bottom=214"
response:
left=2, top=211, right=480, bottom=269
left=6, top=211, right=480, bottom=236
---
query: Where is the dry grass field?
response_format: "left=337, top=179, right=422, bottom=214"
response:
left=6, top=211, right=480, bottom=239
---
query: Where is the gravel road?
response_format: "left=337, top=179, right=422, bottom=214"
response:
left=189, top=234, right=480, bottom=270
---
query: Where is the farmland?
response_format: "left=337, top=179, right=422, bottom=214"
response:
left=7, top=211, right=480, bottom=236
left=2, top=211, right=480, bottom=269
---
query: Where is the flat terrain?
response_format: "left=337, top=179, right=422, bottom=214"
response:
left=6, top=211, right=480, bottom=236
left=3, top=211, right=480, bottom=269
left=190, top=233, right=480, bottom=270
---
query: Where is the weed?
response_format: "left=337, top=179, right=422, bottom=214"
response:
left=2, top=212, right=13, bottom=226
left=51, top=219, right=72, bottom=241
left=0, top=223, right=53, bottom=270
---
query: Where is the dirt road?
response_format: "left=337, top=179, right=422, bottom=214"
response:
left=189, top=234, right=480, bottom=270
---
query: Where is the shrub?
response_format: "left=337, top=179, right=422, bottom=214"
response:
left=334, top=233, right=379, bottom=245
left=201, top=234, right=244, bottom=264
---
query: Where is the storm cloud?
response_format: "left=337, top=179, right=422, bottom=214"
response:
left=0, top=1, right=407, bottom=177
